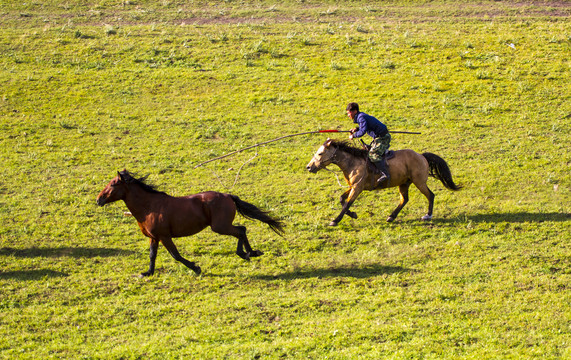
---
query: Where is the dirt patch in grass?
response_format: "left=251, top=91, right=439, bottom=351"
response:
left=145, top=1, right=571, bottom=26
left=2, top=1, right=569, bottom=27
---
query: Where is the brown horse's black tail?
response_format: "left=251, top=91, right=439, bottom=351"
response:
left=230, top=195, right=285, bottom=236
left=422, top=152, right=462, bottom=191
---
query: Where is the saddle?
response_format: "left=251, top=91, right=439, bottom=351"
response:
left=364, top=150, right=394, bottom=189
left=365, top=150, right=395, bottom=173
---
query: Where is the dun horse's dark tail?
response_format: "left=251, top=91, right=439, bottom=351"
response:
left=230, top=195, right=285, bottom=236
left=422, top=152, right=462, bottom=191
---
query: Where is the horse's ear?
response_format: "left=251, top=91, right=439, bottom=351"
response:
left=118, top=170, right=128, bottom=182
left=325, top=138, right=332, bottom=147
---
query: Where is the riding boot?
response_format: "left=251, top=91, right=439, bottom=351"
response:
left=373, top=159, right=390, bottom=187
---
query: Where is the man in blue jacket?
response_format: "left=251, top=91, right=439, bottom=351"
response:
left=347, top=102, right=391, bottom=187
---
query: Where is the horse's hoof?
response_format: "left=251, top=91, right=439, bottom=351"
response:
left=139, top=271, right=153, bottom=278
left=193, top=266, right=202, bottom=276
left=249, top=250, right=264, bottom=257
left=386, top=217, right=394, bottom=223
left=237, top=252, right=250, bottom=261
left=328, top=221, right=338, bottom=226
left=347, top=212, right=358, bottom=219
left=421, top=214, right=433, bottom=221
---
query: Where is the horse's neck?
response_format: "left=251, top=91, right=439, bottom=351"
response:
left=333, top=150, right=367, bottom=178
left=123, top=185, right=165, bottom=219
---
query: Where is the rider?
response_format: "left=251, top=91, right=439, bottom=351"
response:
left=346, top=102, right=391, bottom=186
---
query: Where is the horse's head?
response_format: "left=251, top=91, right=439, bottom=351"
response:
left=96, top=170, right=132, bottom=206
left=306, top=139, right=337, bottom=173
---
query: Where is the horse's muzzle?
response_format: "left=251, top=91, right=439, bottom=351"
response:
left=96, top=197, right=106, bottom=206
left=306, top=164, right=319, bottom=173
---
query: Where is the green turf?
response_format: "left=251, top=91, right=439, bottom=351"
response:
left=0, top=1, right=570, bottom=358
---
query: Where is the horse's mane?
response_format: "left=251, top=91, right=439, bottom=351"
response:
left=329, top=139, right=369, bottom=158
left=119, top=170, right=166, bottom=195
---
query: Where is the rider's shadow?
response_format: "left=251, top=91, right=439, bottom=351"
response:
left=434, top=212, right=570, bottom=224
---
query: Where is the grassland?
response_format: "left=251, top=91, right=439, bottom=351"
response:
left=0, top=1, right=570, bottom=358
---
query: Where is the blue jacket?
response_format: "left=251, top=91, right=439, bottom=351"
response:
left=352, top=112, right=388, bottom=139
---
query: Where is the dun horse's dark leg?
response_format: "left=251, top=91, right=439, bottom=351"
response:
left=413, top=181, right=435, bottom=221
left=387, top=183, right=410, bottom=222
left=428, top=189, right=435, bottom=215
left=141, top=239, right=159, bottom=277
left=421, top=189, right=435, bottom=221
left=340, top=191, right=357, bottom=219
left=161, top=237, right=202, bottom=275
left=330, top=200, right=355, bottom=226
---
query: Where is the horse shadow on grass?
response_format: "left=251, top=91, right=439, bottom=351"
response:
left=432, top=212, right=570, bottom=224
left=0, top=246, right=136, bottom=258
left=0, top=269, right=68, bottom=280
left=0, top=246, right=137, bottom=281
left=250, top=263, right=410, bottom=281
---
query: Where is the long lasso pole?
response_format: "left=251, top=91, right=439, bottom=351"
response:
left=193, top=129, right=421, bottom=169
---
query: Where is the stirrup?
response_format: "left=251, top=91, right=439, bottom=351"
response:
left=376, top=174, right=388, bottom=186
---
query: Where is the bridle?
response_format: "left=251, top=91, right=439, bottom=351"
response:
left=312, top=145, right=338, bottom=170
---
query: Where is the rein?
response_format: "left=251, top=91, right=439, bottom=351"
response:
left=318, top=142, right=371, bottom=189
left=314, top=146, right=350, bottom=188
left=313, top=146, right=338, bottom=170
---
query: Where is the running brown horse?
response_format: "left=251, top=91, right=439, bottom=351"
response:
left=306, top=139, right=462, bottom=226
left=96, top=170, right=284, bottom=277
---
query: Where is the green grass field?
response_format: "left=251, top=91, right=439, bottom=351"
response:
left=1, top=1, right=570, bottom=358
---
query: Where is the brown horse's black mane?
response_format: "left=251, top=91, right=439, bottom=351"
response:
left=120, top=170, right=166, bottom=195
left=329, top=139, right=369, bottom=158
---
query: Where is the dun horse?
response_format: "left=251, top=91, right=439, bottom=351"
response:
left=306, top=139, right=461, bottom=226
left=96, top=170, right=284, bottom=277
